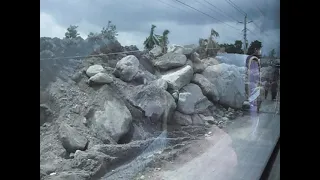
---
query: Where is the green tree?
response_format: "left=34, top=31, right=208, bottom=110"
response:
left=234, top=40, right=242, bottom=50
left=87, top=32, right=101, bottom=44
left=87, top=21, right=118, bottom=44
left=269, top=49, right=276, bottom=58
left=219, top=40, right=244, bottom=54
left=159, top=29, right=170, bottom=53
left=143, top=24, right=160, bottom=50
left=247, top=40, right=262, bottom=55
left=101, top=21, right=118, bottom=42
left=206, top=28, right=219, bottom=57
left=65, top=25, right=79, bottom=39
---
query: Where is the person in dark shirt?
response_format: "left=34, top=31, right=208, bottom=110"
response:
left=264, top=79, right=271, bottom=99
left=271, top=80, right=278, bottom=100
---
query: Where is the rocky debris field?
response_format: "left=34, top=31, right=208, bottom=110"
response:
left=40, top=39, right=275, bottom=180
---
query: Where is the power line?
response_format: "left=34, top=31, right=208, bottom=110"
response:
left=157, top=0, right=190, bottom=13
left=202, top=0, right=240, bottom=22
left=224, top=0, right=246, bottom=15
left=171, top=0, right=241, bottom=30
left=254, top=4, right=265, bottom=17
left=224, top=0, right=276, bottom=45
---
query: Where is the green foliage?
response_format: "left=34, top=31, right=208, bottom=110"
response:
left=247, top=40, right=262, bottom=55
left=206, top=28, right=219, bottom=57
left=269, top=49, right=276, bottom=58
left=159, top=30, right=170, bottom=53
left=101, top=21, right=118, bottom=42
left=65, top=25, right=79, bottom=39
left=87, top=21, right=118, bottom=44
left=219, top=40, right=244, bottom=54
left=210, top=29, right=219, bottom=38
left=87, top=32, right=101, bottom=43
left=143, top=25, right=161, bottom=50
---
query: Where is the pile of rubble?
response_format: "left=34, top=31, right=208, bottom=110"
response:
left=40, top=38, right=248, bottom=180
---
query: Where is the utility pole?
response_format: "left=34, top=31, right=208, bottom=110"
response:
left=238, top=14, right=252, bottom=54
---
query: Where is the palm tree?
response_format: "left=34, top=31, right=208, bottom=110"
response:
left=159, top=29, right=170, bottom=53
left=143, top=25, right=160, bottom=50
left=206, top=28, right=219, bottom=57
left=210, top=28, right=219, bottom=38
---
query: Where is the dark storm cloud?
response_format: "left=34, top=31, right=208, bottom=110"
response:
left=40, top=0, right=279, bottom=33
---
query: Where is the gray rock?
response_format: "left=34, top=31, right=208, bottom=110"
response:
left=222, top=117, right=229, bottom=121
left=92, top=97, right=132, bottom=142
left=149, top=45, right=163, bottom=57
left=86, top=65, right=105, bottom=77
left=88, top=72, right=113, bottom=84
left=199, top=114, right=215, bottom=124
left=153, top=52, right=187, bottom=70
left=150, top=78, right=168, bottom=90
left=58, top=123, right=88, bottom=153
left=113, top=55, right=140, bottom=82
left=202, top=63, right=246, bottom=109
left=133, top=70, right=157, bottom=85
left=191, top=73, right=219, bottom=102
left=186, top=60, right=193, bottom=68
left=193, top=62, right=206, bottom=73
left=71, top=71, right=83, bottom=83
left=190, top=52, right=201, bottom=63
left=202, top=57, right=220, bottom=67
left=191, top=114, right=205, bottom=125
left=177, top=83, right=213, bottom=114
left=89, top=140, right=154, bottom=162
left=128, top=84, right=176, bottom=127
left=40, top=104, right=53, bottom=126
left=172, top=92, right=179, bottom=100
left=182, top=44, right=198, bottom=55
left=71, top=150, right=115, bottom=178
left=167, top=44, right=196, bottom=56
left=161, top=65, right=193, bottom=91
left=45, top=171, right=90, bottom=180
left=173, top=111, right=192, bottom=126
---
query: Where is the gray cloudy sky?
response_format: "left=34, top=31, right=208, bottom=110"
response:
left=40, top=0, right=280, bottom=55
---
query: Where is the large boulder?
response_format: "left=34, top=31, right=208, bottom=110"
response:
left=149, top=45, right=163, bottom=57
left=88, top=73, right=113, bottom=85
left=152, top=52, right=187, bottom=70
left=92, top=98, right=132, bottom=142
left=167, top=44, right=184, bottom=54
left=202, top=63, right=246, bottom=109
left=128, top=83, right=176, bottom=126
left=58, top=123, right=88, bottom=153
left=40, top=104, right=53, bottom=126
left=202, top=57, right=220, bottom=67
left=113, top=55, right=140, bottom=82
left=172, top=111, right=192, bottom=126
left=89, top=86, right=133, bottom=142
left=191, top=73, right=219, bottom=102
left=177, top=83, right=213, bottom=114
left=193, top=62, right=207, bottom=73
left=168, top=44, right=197, bottom=56
left=86, top=65, right=105, bottom=77
left=190, top=52, right=201, bottom=63
left=183, top=44, right=198, bottom=55
left=191, top=114, right=205, bottom=125
left=161, top=65, right=194, bottom=91
left=137, top=54, right=156, bottom=74
left=149, top=78, right=168, bottom=90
